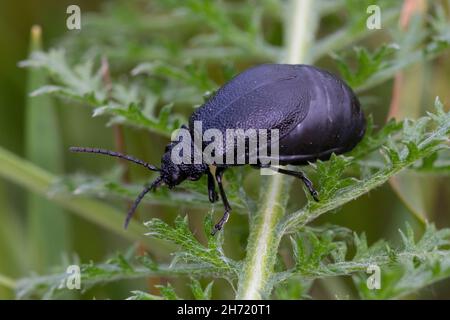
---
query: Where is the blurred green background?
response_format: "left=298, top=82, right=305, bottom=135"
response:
left=0, top=0, right=449, bottom=299
left=0, top=0, right=122, bottom=299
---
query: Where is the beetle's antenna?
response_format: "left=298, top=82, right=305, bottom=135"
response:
left=70, top=147, right=160, bottom=171
left=124, top=176, right=163, bottom=228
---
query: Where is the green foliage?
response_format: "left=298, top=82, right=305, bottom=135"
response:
left=282, top=99, right=450, bottom=233
left=290, top=226, right=351, bottom=276
left=328, top=3, right=450, bottom=92
left=49, top=167, right=248, bottom=210
left=190, top=278, right=214, bottom=300
left=354, top=224, right=450, bottom=299
left=52, top=171, right=212, bottom=208
left=16, top=247, right=217, bottom=299
left=332, top=44, right=399, bottom=88
left=127, top=291, right=163, bottom=300
left=144, top=214, right=239, bottom=279
left=127, top=278, right=214, bottom=300
left=19, top=49, right=183, bottom=137
left=279, top=223, right=450, bottom=299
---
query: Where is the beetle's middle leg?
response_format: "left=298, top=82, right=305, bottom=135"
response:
left=263, top=166, right=319, bottom=202
left=211, top=167, right=232, bottom=235
left=206, top=168, right=218, bottom=203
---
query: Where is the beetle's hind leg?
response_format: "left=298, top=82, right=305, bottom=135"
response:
left=265, top=166, right=319, bottom=202
left=211, top=167, right=232, bottom=235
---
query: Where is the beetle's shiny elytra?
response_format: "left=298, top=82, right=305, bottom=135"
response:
left=191, top=64, right=365, bottom=164
left=71, top=64, right=366, bottom=234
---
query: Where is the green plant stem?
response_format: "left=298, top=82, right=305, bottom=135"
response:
left=0, top=274, right=16, bottom=290
left=0, top=146, right=169, bottom=259
left=317, top=0, right=345, bottom=16
left=25, top=25, right=70, bottom=272
left=236, top=0, right=317, bottom=300
left=236, top=176, right=291, bottom=299
left=284, top=0, right=318, bottom=65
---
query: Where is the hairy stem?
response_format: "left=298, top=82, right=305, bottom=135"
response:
left=284, top=0, right=318, bottom=65
left=236, top=176, right=291, bottom=299
left=236, top=0, right=318, bottom=300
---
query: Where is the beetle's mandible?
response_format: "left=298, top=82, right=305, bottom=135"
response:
left=71, top=64, right=366, bottom=235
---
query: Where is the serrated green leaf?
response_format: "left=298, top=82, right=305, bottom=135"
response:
left=127, top=290, right=163, bottom=300
left=156, top=283, right=180, bottom=300
left=190, top=278, right=214, bottom=300
left=144, top=216, right=238, bottom=278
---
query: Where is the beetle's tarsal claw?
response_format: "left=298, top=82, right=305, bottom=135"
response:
left=211, top=226, right=220, bottom=236
left=300, top=175, right=319, bottom=202
left=311, top=190, right=320, bottom=202
left=211, top=211, right=230, bottom=236
left=305, top=183, right=319, bottom=202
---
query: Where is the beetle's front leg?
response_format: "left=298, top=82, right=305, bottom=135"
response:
left=206, top=168, right=218, bottom=203
left=211, top=167, right=231, bottom=235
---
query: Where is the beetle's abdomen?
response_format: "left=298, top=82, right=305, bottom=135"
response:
left=188, top=64, right=365, bottom=165
left=278, top=66, right=365, bottom=164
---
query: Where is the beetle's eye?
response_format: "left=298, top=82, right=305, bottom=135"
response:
left=170, top=167, right=182, bottom=183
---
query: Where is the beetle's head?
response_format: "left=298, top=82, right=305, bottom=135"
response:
left=160, top=153, right=185, bottom=188
left=160, top=148, right=207, bottom=188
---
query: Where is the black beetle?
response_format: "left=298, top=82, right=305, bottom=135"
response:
left=71, top=64, right=366, bottom=234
